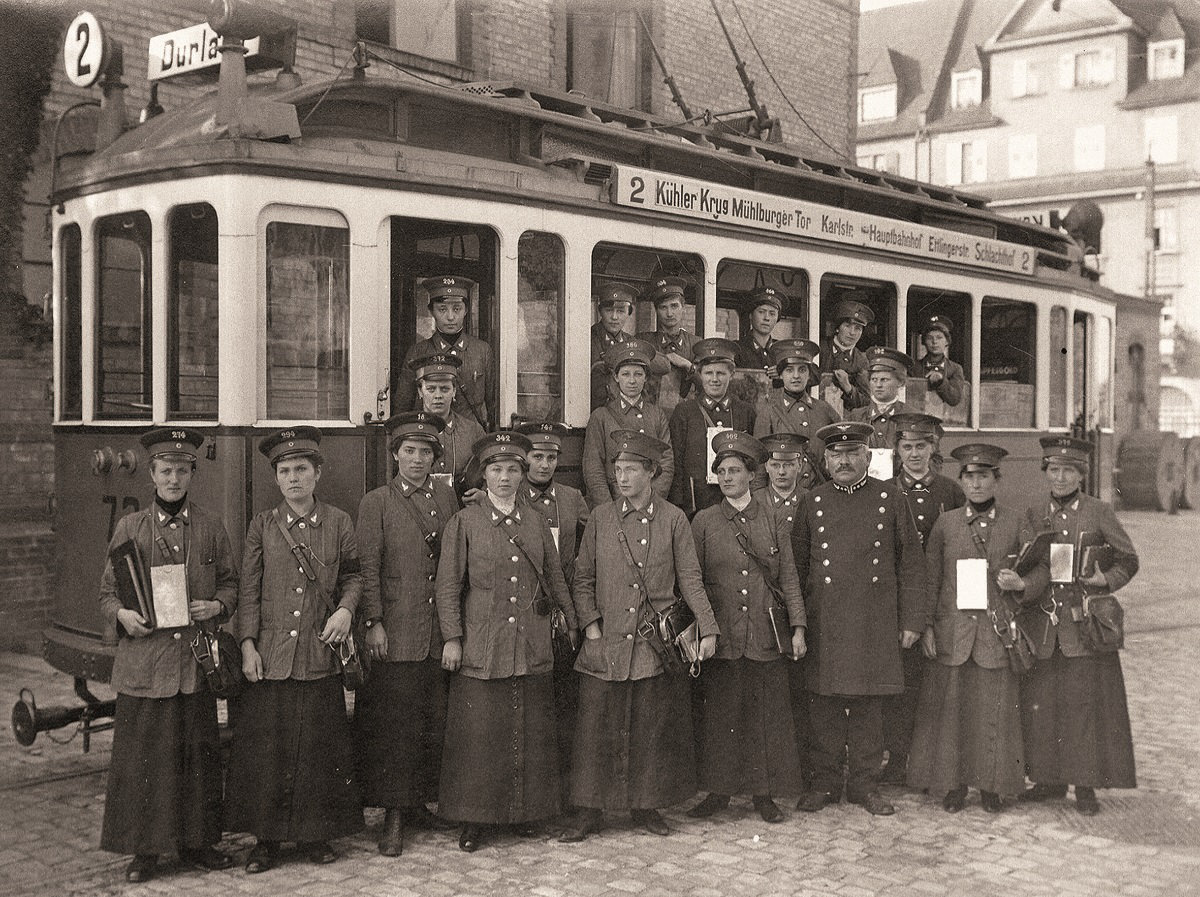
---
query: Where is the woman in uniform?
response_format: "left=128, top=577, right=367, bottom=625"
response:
left=436, top=432, right=577, bottom=852
left=227, top=427, right=363, bottom=872
left=98, top=428, right=238, bottom=883
left=688, top=431, right=807, bottom=823
left=908, top=444, right=1047, bottom=813
left=1019, top=436, right=1139, bottom=815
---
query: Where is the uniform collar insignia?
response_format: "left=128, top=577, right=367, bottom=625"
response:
left=833, top=475, right=869, bottom=494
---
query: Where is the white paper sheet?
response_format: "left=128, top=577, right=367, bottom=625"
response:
left=1050, top=543, right=1075, bottom=583
left=868, top=448, right=894, bottom=481
left=705, top=426, right=732, bottom=484
left=150, top=563, right=191, bottom=629
left=956, top=558, right=989, bottom=610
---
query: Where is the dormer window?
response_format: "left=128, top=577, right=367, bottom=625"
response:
left=1060, top=48, right=1115, bottom=88
left=1148, top=39, right=1185, bottom=80
left=951, top=69, right=982, bottom=109
left=858, top=85, right=897, bottom=123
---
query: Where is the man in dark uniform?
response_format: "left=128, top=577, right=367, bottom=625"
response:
left=582, top=339, right=674, bottom=506
left=562, top=430, right=719, bottom=841
left=792, top=421, right=926, bottom=817
left=668, top=338, right=756, bottom=517
left=590, top=282, right=669, bottom=410
left=638, top=275, right=698, bottom=414
left=99, top=428, right=238, bottom=883
left=355, top=411, right=460, bottom=857
left=411, top=353, right=485, bottom=497
left=396, top=275, right=493, bottom=429
left=754, top=338, right=839, bottom=485
left=919, top=315, right=967, bottom=408
left=515, top=420, right=591, bottom=805
left=879, top=412, right=965, bottom=786
left=755, top=433, right=810, bottom=532
left=734, top=286, right=783, bottom=370
left=820, top=296, right=874, bottom=412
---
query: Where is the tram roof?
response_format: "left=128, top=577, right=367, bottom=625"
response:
left=59, top=73, right=1085, bottom=272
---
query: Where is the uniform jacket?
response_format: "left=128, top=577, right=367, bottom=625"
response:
left=848, top=400, right=912, bottom=449
left=753, top=390, right=840, bottom=489
left=637, top=328, right=698, bottom=409
left=519, top=480, right=590, bottom=585
left=582, top=397, right=674, bottom=506
left=791, top=477, right=927, bottom=696
left=891, top=469, right=966, bottom=548
left=920, top=355, right=967, bottom=407
left=754, top=484, right=807, bottom=533
left=356, top=474, right=460, bottom=662
left=572, top=496, right=718, bottom=681
left=434, top=410, right=486, bottom=482
left=591, top=323, right=670, bottom=410
left=734, top=333, right=776, bottom=371
left=926, top=503, right=1049, bottom=669
left=99, top=501, right=238, bottom=698
left=820, top=340, right=870, bottom=411
left=692, top=495, right=805, bottom=662
left=435, top=499, right=576, bottom=680
left=668, top=394, right=757, bottom=516
left=397, top=330, right=493, bottom=429
left=237, top=499, right=362, bottom=681
left=1019, top=492, right=1139, bottom=659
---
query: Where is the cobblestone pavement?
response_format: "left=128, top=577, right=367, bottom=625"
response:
left=1, top=510, right=1198, bottom=897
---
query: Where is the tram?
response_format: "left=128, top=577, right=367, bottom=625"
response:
left=19, top=3, right=1125, bottom=743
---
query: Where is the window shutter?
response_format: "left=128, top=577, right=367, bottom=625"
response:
left=946, top=141, right=963, bottom=185
left=1098, top=47, right=1115, bottom=84
left=970, top=141, right=988, bottom=183
left=1059, top=53, right=1075, bottom=88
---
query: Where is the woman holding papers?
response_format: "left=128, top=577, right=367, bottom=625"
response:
left=97, top=428, right=238, bottom=883
left=908, top=444, right=1048, bottom=814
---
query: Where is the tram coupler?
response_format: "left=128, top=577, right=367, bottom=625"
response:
left=11, top=680, right=116, bottom=752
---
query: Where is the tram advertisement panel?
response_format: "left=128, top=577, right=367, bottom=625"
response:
left=612, top=165, right=1036, bottom=277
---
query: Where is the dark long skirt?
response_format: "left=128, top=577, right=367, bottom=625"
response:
left=354, top=657, right=447, bottom=808
left=697, top=658, right=803, bottom=797
left=439, top=673, right=560, bottom=824
left=225, top=677, right=363, bottom=842
left=1020, top=649, right=1136, bottom=788
left=571, top=673, right=697, bottom=811
left=101, top=691, right=221, bottom=855
left=553, top=662, right=580, bottom=805
left=882, top=644, right=925, bottom=757
left=786, top=658, right=812, bottom=787
left=908, top=659, right=1025, bottom=796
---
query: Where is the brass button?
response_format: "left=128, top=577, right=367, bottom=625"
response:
left=289, top=630, right=298, bottom=637
left=508, top=616, right=515, bottom=623
left=298, top=522, right=305, bottom=529
left=626, top=633, right=634, bottom=639
left=510, top=575, right=518, bottom=583
left=293, top=610, right=300, bottom=617
left=295, top=587, right=303, bottom=594
left=172, top=632, right=181, bottom=640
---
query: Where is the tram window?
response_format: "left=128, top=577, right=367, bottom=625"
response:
left=905, top=286, right=971, bottom=426
left=1049, top=305, right=1068, bottom=428
left=1073, top=311, right=1113, bottom=430
left=265, top=222, right=349, bottom=420
left=591, top=243, right=704, bottom=413
left=979, top=297, right=1036, bottom=428
left=168, top=204, right=218, bottom=420
left=1094, top=315, right=1113, bottom=428
left=59, top=224, right=82, bottom=419
left=389, top=218, right=498, bottom=428
left=715, top=260, right=808, bottom=342
left=96, top=212, right=152, bottom=419
left=818, top=277, right=896, bottom=351
left=517, top=231, right=565, bottom=421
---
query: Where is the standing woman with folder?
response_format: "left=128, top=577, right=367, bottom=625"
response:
left=907, top=444, right=1048, bottom=813
left=98, top=428, right=239, bottom=883
left=227, top=427, right=363, bottom=872
left=688, top=431, right=806, bottom=824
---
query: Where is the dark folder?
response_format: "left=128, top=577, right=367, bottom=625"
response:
left=109, top=539, right=154, bottom=628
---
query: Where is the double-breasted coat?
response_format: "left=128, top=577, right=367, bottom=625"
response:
left=581, top=397, right=674, bottom=506
left=790, top=477, right=927, bottom=696
left=668, top=394, right=757, bottom=516
left=397, top=330, right=493, bottom=429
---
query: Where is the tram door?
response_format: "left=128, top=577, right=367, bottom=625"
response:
left=389, top=217, right=500, bottom=431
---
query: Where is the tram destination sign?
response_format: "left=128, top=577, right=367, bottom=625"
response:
left=612, top=165, right=1035, bottom=276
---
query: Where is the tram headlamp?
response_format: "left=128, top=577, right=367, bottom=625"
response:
left=207, top=0, right=296, bottom=42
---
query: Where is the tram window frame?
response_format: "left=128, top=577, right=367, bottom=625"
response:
left=818, top=275, right=897, bottom=351
left=715, top=260, right=809, bottom=344
left=95, top=211, right=152, bottom=420
left=590, top=242, right=705, bottom=336
left=168, top=203, right=219, bottom=421
left=264, top=217, right=351, bottom=422
left=59, top=223, right=82, bottom=420
left=1049, top=305, right=1069, bottom=428
left=1073, top=310, right=1113, bottom=431
left=979, top=296, right=1037, bottom=429
left=905, top=286, right=972, bottom=427
left=516, top=231, right=565, bottom=422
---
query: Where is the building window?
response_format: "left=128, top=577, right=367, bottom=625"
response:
left=858, top=85, right=897, bottom=123
left=857, top=152, right=899, bottom=174
left=1148, top=39, right=1185, bottom=80
left=355, top=0, right=461, bottom=64
left=1060, top=48, right=1115, bottom=88
left=566, top=1, right=649, bottom=110
left=96, top=212, right=152, bottom=420
left=1007, top=134, right=1037, bottom=179
left=1154, top=207, right=1179, bottom=254
left=168, top=204, right=219, bottom=420
left=951, top=69, right=982, bottom=109
left=1073, top=125, right=1105, bottom=172
left=516, top=232, right=565, bottom=422
left=945, top=140, right=987, bottom=185
left=1144, top=115, right=1178, bottom=164
left=1011, top=58, right=1040, bottom=97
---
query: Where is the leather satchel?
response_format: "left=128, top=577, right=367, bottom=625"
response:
left=1080, top=593, right=1124, bottom=652
left=191, top=624, right=244, bottom=700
